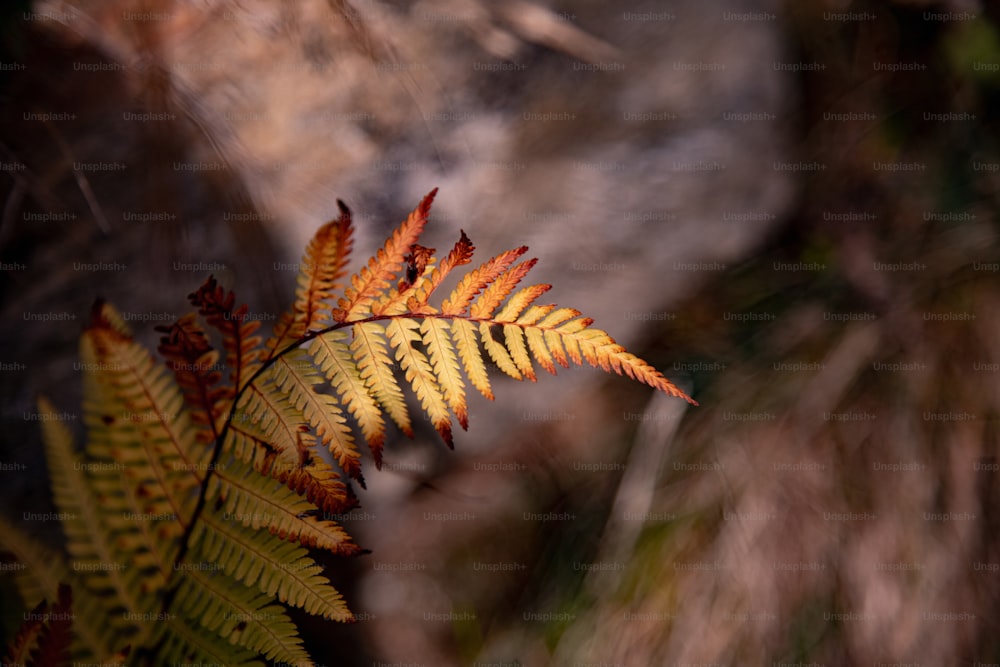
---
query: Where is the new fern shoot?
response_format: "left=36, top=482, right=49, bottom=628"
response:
left=0, top=189, right=695, bottom=666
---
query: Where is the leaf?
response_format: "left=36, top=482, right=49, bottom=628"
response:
left=268, top=349, right=363, bottom=483
left=349, top=321, right=412, bottom=456
left=421, top=317, right=469, bottom=429
left=309, top=330, right=386, bottom=463
left=335, top=188, right=437, bottom=321
left=157, top=313, right=229, bottom=445
left=210, top=457, right=360, bottom=554
left=174, top=568, right=309, bottom=665
left=4, top=599, right=45, bottom=666
left=13, top=187, right=696, bottom=667
left=266, top=200, right=354, bottom=357
left=450, top=318, right=493, bottom=400
left=189, top=276, right=264, bottom=393
left=386, top=317, right=453, bottom=447
left=29, top=584, right=73, bottom=667
left=191, top=511, right=354, bottom=622
left=440, top=245, right=529, bottom=316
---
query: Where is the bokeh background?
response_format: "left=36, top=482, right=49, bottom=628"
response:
left=2, top=0, right=1000, bottom=664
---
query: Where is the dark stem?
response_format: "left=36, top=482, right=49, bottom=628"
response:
left=158, top=311, right=493, bottom=616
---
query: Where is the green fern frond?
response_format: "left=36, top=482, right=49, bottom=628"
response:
left=174, top=568, right=309, bottom=665
left=209, top=457, right=359, bottom=553
left=41, top=396, right=152, bottom=623
left=0, top=513, right=67, bottom=612
left=152, top=615, right=264, bottom=667
left=190, top=512, right=353, bottom=621
left=81, top=305, right=205, bottom=529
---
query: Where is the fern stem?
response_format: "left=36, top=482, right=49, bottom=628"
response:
left=161, top=312, right=449, bottom=615
left=161, top=308, right=683, bottom=617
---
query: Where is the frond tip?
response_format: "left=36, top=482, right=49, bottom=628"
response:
left=266, top=188, right=697, bottom=465
left=280, top=191, right=696, bottom=459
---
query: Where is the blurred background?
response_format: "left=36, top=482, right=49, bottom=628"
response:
left=2, top=0, right=1000, bottom=664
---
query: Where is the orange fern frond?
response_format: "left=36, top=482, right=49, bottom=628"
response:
left=266, top=201, right=354, bottom=357
left=440, top=245, right=529, bottom=316
left=271, top=456, right=359, bottom=517
left=17, top=187, right=696, bottom=667
left=334, top=188, right=437, bottom=321
left=406, top=230, right=475, bottom=308
left=469, top=258, right=538, bottom=319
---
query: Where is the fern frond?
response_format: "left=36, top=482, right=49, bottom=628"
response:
left=29, top=584, right=73, bottom=667
left=335, top=188, right=437, bottom=321
left=153, top=616, right=264, bottom=667
left=524, top=326, right=556, bottom=375
left=570, top=325, right=696, bottom=402
left=309, top=330, right=386, bottom=461
left=416, top=229, right=476, bottom=300
left=226, top=400, right=356, bottom=515
left=210, top=457, right=359, bottom=554
left=189, top=276, right=264, bottom=392
left=386, top=317, right=454, bottom=447
left=11, top=187, right=696, bottom=667
left=495, top=284, right=552, bottom=323
left=191, top=512, right=354, bottom=622
left=421, top=317, right=469, bottom=429
left=0, top=439, right=67, bottom=610
left=266, top=201, right=354, bottom=357
left=268, top=349, right=363, bottom=483
left=503, top=323, right=536, bottom=382
left=40, top=397, right=153, bottom=621
left=224, top=417, right=283, bottom=471
left=235, top=382, right=312, bottom=465
left=156, top=313, right=229, bottom=444
left=479, top=321, right=523, bottom=381
left=4, top=599, right=45, bottom=665
left=350, top=321, right=412, bottom=456
left=174, top=568, right=310, bottom=666
left=271, top=456, right=358, bottom=516
left=371, top=252, right=437, bottom=317
left=69, top=586, right=133, bottom=663
left=0, top=513, right=126, bottom=662
left=81, top=305, right=205, bottom=530
left=469, top=258, right=538, bottom=319
left=440, top=245, right=529, bottom=316
left=450, top=318, right=494, bottom=400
